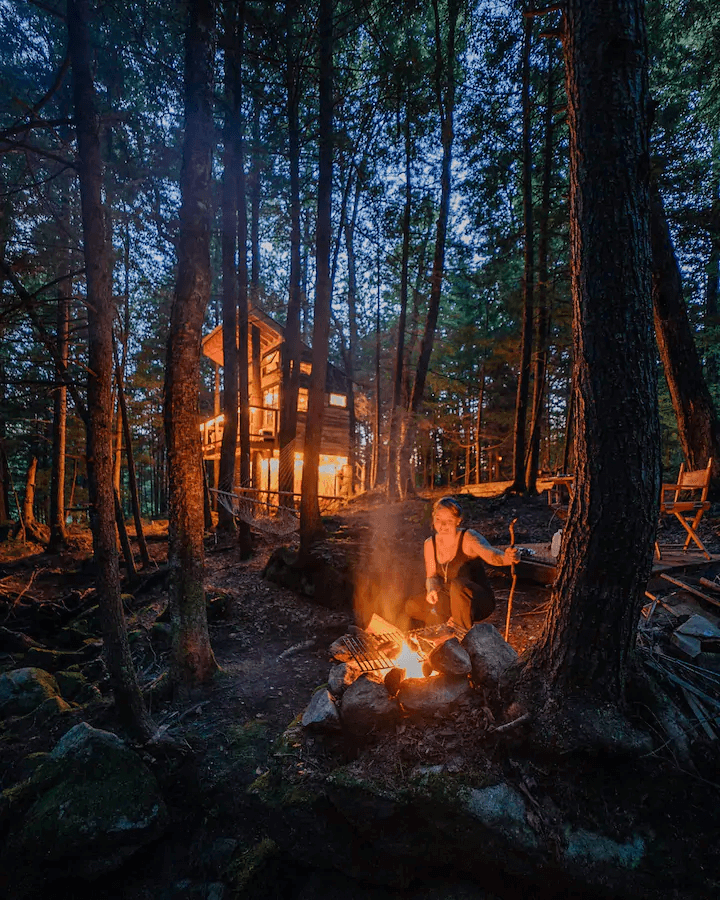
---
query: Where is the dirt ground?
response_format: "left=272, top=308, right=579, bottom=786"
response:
left=2, top=485, right=720, bottom=898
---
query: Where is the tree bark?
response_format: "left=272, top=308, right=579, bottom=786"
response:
left=509, top=11, right=535, bottom=494
left=217, top=4, right=240, bottom=533
left=397, top=0, right=459, bottom=497
left=67, top=0, right=153, bottom=739
left=279, top=0, right=303, bottom=504
left=164, top=0, right=218, bottom=687
left=387, top=111, right=412, bottom=500
left=650, top=175, right=720, bottom=492
left=525, top=43, right=555, bottom=493
left=48, top=244, right=70, bottom=551
left=520, top=0, right=659, bottom=705
left=235, top=2, right=252, bottom=557
left=299, top=0, right=333, bottom=555
left=114, top=346, right=151, bottom=567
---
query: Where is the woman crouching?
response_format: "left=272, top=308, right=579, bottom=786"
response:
left=405, top=496, right=520, bottom=632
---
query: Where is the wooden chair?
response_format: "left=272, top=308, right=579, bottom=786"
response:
left=655, top=458, right=713, bottom=560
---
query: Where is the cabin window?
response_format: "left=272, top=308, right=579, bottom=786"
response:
left=328, top=393, right=347, bottom=408
left=300, top=362, right=312, bottom=375
left=297, top=388, right=308, bottom=411
left=264, top=389, right=278, bottom=428
left=262, top=350, right=280, bottom=376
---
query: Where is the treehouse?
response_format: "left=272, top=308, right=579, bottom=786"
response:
left=200, top=307, right=352, bottom=500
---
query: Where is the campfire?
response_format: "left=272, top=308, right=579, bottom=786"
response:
left=302, top=614, right=518, bottom=736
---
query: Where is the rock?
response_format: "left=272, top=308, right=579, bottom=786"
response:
left=339, top=674, right=399, bottom=734
left=0, top=667, right=63, bottom=717
left=461, top=623, right=517, bottom=688
left=465, top=782, right=538, bottom=852
left=0, top=722, right=168, bottom=897
left=302, top=688, right=341, bottom=732
left=327, top=662, right=362, bottom=697
left=55, top=626, right=93, bottom=649
left=396, top=675, right=472, bottom=716
left=428, top=637, right=472, bottom=676
left=328, top=636, right=354, bottom=663
left=564, top=828, right=645, bottom=872
left=0, top=628, right=40, bottom=653
left=54, top=670, right=103, bottom=705
left=383, top=667, right=405, bottom=697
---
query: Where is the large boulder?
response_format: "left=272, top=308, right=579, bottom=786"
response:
left=0, top=722, right=168, bottom=898
left=302, top=688, right=342, bottom=732
left=396, top=674, right=472, bottom=717
left=0, top=667, right=67, bottom=717
left=428, top=637, right=472, bottom=676
left=339, top=674, right=399, bottom=735
left=461, top=624, right=518, bottom=689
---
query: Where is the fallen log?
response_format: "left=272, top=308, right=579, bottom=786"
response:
left=659, top=574, right=720, bottom=609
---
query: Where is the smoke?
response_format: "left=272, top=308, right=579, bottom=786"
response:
left=352, top=499, right=428, bottom=631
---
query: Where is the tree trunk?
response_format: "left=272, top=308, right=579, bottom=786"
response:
left=520, top=0, right=659, bottom=707
left=525, top=43, right=556, bottom=493
left=115, top=487, right=138, bottom=583
left=249, top=100, right=262, bottom=305
left=217, top=4, right=240, bottom=533
left=387, top=111, right=412, bottom=500
left=397, top=0, right=459, bottom=497
left=164, top=0, right=218, bottom=687
left=343, top=176, right=361, bottom=494
left=48, top=245, right=70, bottom=551
left=704, top=133, right=719, bottom=384
left=115, top=346, right=151, bottom=567
left=509, top=11, right=535, bottom=495
left=67, top=0, right=153, bottom=739
left=279, top=0, right=303, bottom=505
left=235, top=2, right=252, bottom=556
left=299, top=0, right=333, bottom=555
left=650, top=175, right=720, bottom=492
left=20, top=456, right=40, bottom=539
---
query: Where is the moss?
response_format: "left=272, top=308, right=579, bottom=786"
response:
left=227, top=837, right=280, bottom=894
left=226, top=721, right=269, bottom=767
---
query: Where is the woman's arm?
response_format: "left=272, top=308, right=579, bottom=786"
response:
left=463, top=529, right=519, bottom=567
left=423, top=538, right=442, bottom=604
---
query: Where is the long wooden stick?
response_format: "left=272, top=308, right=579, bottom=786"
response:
left=504, top=518, right=518, bottom=642
left=660, top=573, right=720, bottom=609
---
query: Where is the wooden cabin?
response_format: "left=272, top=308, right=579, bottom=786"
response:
left=200, top=307, right=352, bottom=499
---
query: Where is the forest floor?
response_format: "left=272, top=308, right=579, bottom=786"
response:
left=2, top=484, right=720, bottom=898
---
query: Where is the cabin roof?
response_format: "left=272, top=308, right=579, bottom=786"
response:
left=202, top=306, right=283, bottom=366
left=202, top=306, right=348, bottom=392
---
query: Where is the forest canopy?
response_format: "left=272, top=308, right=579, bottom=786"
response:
left=0, top=0, right=718, bottom=524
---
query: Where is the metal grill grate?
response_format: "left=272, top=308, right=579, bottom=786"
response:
left=338, top=623, right=467, bottom=673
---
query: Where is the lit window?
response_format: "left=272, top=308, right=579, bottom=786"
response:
left=300, top=362, right=312, bottom=375
left=328, top=393, right=347, bottom=408
left=297, top=389, right=308, bottom=411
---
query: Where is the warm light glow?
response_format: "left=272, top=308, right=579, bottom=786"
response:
left=199, top=414, right=224, bottom=434
left=394, top=641, right=425, bottom=679
left=328, top=393, right=347, bottom=408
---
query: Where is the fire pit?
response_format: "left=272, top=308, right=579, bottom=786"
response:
left=302, top=616, right=517, bottom=736
left=334, top=615, right=468, bottom=680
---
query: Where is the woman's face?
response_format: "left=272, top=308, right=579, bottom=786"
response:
left=433, top=508, right=460, bottom=535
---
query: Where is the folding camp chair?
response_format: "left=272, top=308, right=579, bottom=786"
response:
left=655, top=458, right=713, bottom=560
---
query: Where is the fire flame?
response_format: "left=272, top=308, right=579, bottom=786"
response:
left=394, top=640, right=426, bottom=679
